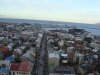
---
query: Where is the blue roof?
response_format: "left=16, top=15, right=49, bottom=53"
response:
left=59, top=51, right=65, bottom=57
left=84, top=56, right=88, bottom=60
left=0, top=68, right=9, bottom=73
left=5, top=56, right=14, bottom=61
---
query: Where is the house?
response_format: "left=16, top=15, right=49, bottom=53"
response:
left=0, top=60, right=10, bottom=67
left=67, top=41, right=75, bottom=46
left=67, top=46, right=75, bottom=53
left=60, top=54, right=68, bottom=64
left=13, top=48, right=23, bottom=56
left=50, top=66, right=76, bottom=75
left=21, top=52, right=35, bottom=63
left=68, top=34, right=75, bottom=40
left=0, top=47, right=9, bottom=58
left=26, top=50, right=36, bottom=57
left=47, top=38, right=54, bottom=44
left=67, top=53, right=75, bottom=62
left=84, top=37, right=92, bottom=43
left=58, top=39, right=64, bottom=48
left=90, top=43, right=98, bottom=48
left=7, top=43, right=14, bottom=52
left=0, top=51, right=4, bottom=60
left=5, top=56, right=15, bottom=62
left=75, top=36, right=83, bottom=41
left=49, top=52, right=60, bottom=66
left=82, top=50, right=89, bottom=55
left=75, top=44, right=83, bottom=49
left=18, top=62, right=33, bottom=75
left=35, top=38, right=41, bottom=48
left=75, top=52, right=84, bottom=64
left=77, top=64, right=92, bottom=75
left=87, top=72, right=100, bottom=75
left=83, top=55, right=93, bottom=64
left=19, top=45, right=26, bottom=52
left=58, top=49, right=65, bottom=57
left=0, top=67, right=10, bottom=75
left=0, top=60, right=10, bottom=75
left=10, top=63, right=20, bottom=75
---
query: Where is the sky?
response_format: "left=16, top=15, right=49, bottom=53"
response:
left=0, top=0, right=100, bottom=24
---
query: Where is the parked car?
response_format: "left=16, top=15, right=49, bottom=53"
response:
left=43, top=70, right=46, bottom=74
left=40, top=63, right=42, bottom=66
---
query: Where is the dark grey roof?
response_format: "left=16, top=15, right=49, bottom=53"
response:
left=54, top=66, right=75, bottom=74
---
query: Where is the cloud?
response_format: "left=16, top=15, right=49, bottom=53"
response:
left=0, top=0, right=70, bottom=9
left=0, top=15, right=8, bottom=18
left=87, top=18, right=94, bottom=21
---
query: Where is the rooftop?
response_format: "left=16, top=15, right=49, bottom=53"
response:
left=10, top=63, right=20, bottom=71
left=49, top=53, right=60, bottom=59
left=19, top=62, right=33, bottom=72
left=0, top=67, right=9, bottom=73
left=51, top=66, right=76, bottom=74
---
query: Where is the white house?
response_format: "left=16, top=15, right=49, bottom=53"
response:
left=49, top=53, right=60, bottom=66
left=67, top=47, right=75, bottom=53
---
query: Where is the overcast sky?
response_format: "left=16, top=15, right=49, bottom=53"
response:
left=0, top=0, right=100, bottom=24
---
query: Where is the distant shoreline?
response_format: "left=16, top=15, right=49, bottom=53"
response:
left=0, top=18, right=95, bottom=25
left=0, top=18, right=100, bottom=35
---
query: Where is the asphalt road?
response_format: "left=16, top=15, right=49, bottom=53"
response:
left=37, top=33, right=46, bottom=75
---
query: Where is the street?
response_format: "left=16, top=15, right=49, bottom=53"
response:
left=37, top=33, right=48, bottom=75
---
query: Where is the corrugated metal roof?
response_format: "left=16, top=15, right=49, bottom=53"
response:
left=21, top=52, right=34, bottom=61
left=10, top=64, right=20, bottom=71
left=19, top=62, right=33, bottom=72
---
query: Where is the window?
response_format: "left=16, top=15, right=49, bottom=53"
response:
left=2, top=74, right=4, bottom=75
left=13, top=72, right=15, bottom=75
left=9, top=72, right=11, bottom=75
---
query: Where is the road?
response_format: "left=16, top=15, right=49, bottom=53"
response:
left=37, top=33, right=47, bottom=75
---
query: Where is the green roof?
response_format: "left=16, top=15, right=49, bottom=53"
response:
left=0, top=51, right=4, bottom=59
left=13, top=40, right=19, bottom=45
left=48, top=47, right=54, bottom=51
left=64, top=40, right=69, bottom=46
left=48, top=64, right=54, bottom=68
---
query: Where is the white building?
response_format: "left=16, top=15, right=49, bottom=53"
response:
left=49, top=53, right=60, bottom=66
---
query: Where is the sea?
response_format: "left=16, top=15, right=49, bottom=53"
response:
left=0, top=18, right=100, bottom=36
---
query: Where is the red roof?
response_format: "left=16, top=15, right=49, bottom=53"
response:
left=0, top=47, right=9, bottom=52
left=75, top=44, right=83, bottom=49
left=0, top=47, right=9, bottom=57
left=67, top=53, right=75, bottom=57
left=19, top=62, right=32, bottom=72
left=10, top=64, right=20, bottom=71
left=82, top=50, right=88, bottom=55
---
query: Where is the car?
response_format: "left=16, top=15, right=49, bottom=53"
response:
left=40, top=64, right=42, bottom=66
left=36, top=64, right=39, bottom=69
left=43, top=64, right=46, bottom=68
left=35, top=70, right=38, bottom=75
left=43, top=58, right=46, bottom=61
left=43, top=70, right=46, bottom=74
left=35, top=59, right=38, bottom=61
